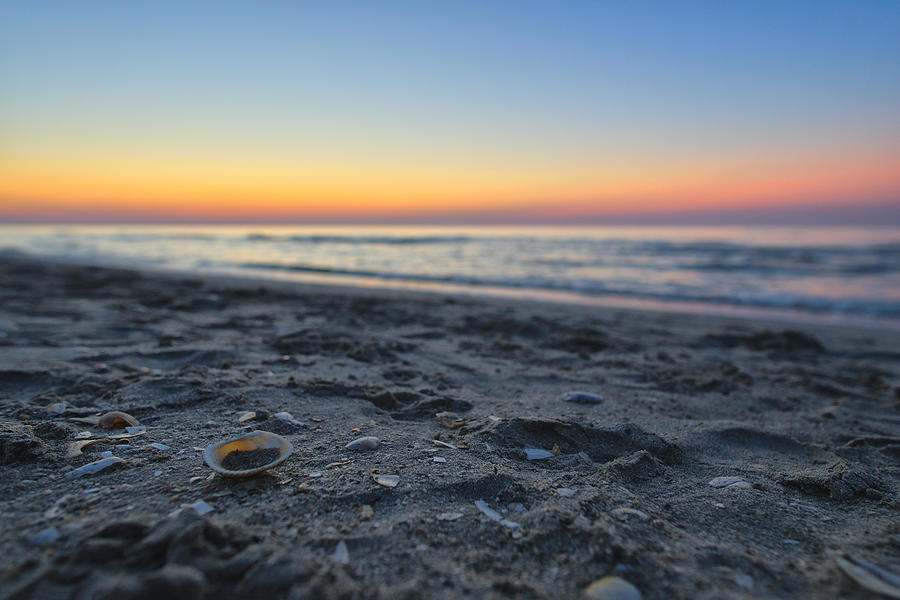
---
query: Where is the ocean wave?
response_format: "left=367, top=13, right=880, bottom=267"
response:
left=240, top=261, right=900, bottom=318
left=244, top=233, right=473, bottom=245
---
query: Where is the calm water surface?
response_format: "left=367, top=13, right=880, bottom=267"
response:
left=2, top=225, right=899, bottom=327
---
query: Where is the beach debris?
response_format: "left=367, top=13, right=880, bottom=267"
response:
left=709, top=476, right=751, bottom=489
left=69, top=416, right=101, bottom=426
left=326, top=460, right=353, bottom=468
left=170, top=499, right=215, bottom=518
left=474, top=500, right=521, bottom=529
left=28, top=527, right=60, bottom=547
left=433, top=456, right=447, bottom=463
left=148, top=443, right=170, bottom=451
left=123, top=426, right=147, bottom=435
left=832, top=553, right=900, bottom=599
left=238, top=411, right=256, bottom=423
left=345, top=436, right=379, bottom=451
left=431, top=439, right=456, bottom=449
left=610, top=507, right=650, bottom=521
left=308, top=471, right=323, bottom=478
left=373, top=474, right=400, bottom=488
left=359, top=505, right=374, bottom=519
left=332, top=540, right=350, bottom=565
left=583, top=576, right=643, bottom=600
left=436, top=411, right=467, bottom=429
left=66, top=438, right=110, bottom=458
left=47, top=402, right=68, bottom=415
left=98, top=411, right=141, bottom=429
left=524, top=448, right=554, bottom=460
left=65, top=456, right=126, bottom=479
left=437, top=512, right=464, bottom=521
left=560, top=391, right=605, bottom=405
left=203, top=430, right=292, bottom=477
left=555, top=488, right=577, bottom=498
left=273, top=411, right=304, bottom=426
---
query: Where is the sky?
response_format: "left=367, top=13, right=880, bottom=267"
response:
left=1, top=1, right=899, bottom=224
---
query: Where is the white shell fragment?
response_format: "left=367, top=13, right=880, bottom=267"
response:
left=65, top=456, right=126, bottom=478
left=584, top=576, right=643, bottom=600
left=148, top=443, right=170, bottom=451
left=345, top=436, right=379, bottom=451
left=523, top=448, right=554, bottom=460
left=555, top=488, right=577, bottom=498
left=833, top=553, right=900, bottom=599
left=273, top=411, right=304, bottom=426
left=373, top=474, right=400, bottom=488
left=474, top=500, right=521, bottom=529
left=238, top=411, right=256, bottom=423
left=708, top=476, right=751, bottom=489
left=437, top=512, right=464, bottom=521
left=560, top=391, right=604, bottom=405
left=332, top=540, right=350, bottom=565
left=610, top=507, right=650, bottom=521
left=433, top=456, right=447, bottom=463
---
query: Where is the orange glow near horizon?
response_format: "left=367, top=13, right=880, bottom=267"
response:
left=1, top=147, right=898, bottom=222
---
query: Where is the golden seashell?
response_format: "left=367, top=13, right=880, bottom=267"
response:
left=98, top=411, right=141, bottom=429
left=203, top=430, right=292, bottom=477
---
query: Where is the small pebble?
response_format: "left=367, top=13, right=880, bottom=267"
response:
left=556, top=488, right=577, bottom=497
left=28, top=528, right=60, bottom=547
left=610, top=507, right=649, bottom=521
left=433, top=457, right=447, bottom=463
left=154, top=470, right=163, bottom=477
left=437, top=512, right=464, bottom=521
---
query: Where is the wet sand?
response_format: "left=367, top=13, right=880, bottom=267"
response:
left=0, top=255, right=898, bottom=599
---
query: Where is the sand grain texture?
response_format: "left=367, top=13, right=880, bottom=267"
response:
left=0, top=256, right=898, bottom=599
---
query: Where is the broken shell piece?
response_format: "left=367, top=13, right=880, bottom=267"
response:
left=66, top=439, right=110, bottom=458
left=273, top=411, right=304, bottom=426
left=373, top=474, right=399, bottom=488
left=524, top=448, right=554, bottom=460
left=708, top=476, right=751, bottom=489
left=98, top=411, right=141, bottom=429
left=556, top=488, right=577, bottom=498
left=203, top=430, right=293, bottom=477
left=69, top=416, right=101, bottom=426
left=560, top=391, right=604, bottom=405
left=345, top=436, right=379, bottom=451
left=433, top=456, right=447, bottom=463
left=474, top=500, right=520, bottom=529
left=66, top=456, right=126, bottom=478
left=436, top=411, right=466, bottom=429
left=437, top=512, right=464, bottom=521
left=237, top=411, right=256, bottom=423
left=332, top=540, right=350, bottom=565
left=833, top=553, right=900, bottom=599
left=610, top=507, right=650, bottom=521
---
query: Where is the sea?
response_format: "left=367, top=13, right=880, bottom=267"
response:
left=2, top=224, right=899, bottom=328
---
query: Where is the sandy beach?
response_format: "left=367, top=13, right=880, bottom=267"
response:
left=1, top=254, right=898, bottom=599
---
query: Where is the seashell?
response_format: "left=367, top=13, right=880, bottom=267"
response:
left=66, top=456, right=126, bottom=478
left=474, top=500, right=520, bottom=529
left=560, top=391, right=604, bottom=405
left=203, top=430, right=292, bottom=477
left=708, top=476, right=751, bottom=489
left=523, top=448, right=554, bottom=460
left=373, top=474, right=399, bottom=488
left=832, top=552, right=900, bottom=599
left=583, top=576, right=643, bottom=600
left=345, top=436, right=379, bottom=451
left=66, top=438, right=110, bottom=458
left=436, top=411, right=467, bottom=429
left=98, top=411, right=141, bottom=429
left=610, top=507, right=650, bottom=521
left=436, top=512, right=464, bottom=521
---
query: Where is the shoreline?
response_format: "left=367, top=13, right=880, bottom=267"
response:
left=4, top=249, right=899, bottom=333
left=1, top=255, right=898, bottom=599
